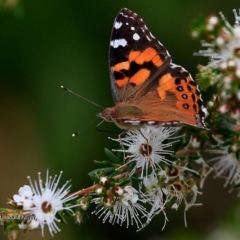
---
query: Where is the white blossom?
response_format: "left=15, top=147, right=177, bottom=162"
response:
left=111, top=126, right=180, bottom=178
left=92, top=186, right=147, bottom=228
left=14, top=170, right=78, bottom=236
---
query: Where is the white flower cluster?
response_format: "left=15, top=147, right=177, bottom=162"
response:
left=194, top=9, right=240, bottom=188
left=92, top=185, right=147, bottom=229
left=12, top=171, right=78, bottom=236
left=112, top=126, right=180, bottom=177
left=207, top=139, right=240, bottom=188
left=143, top=162, right=201, bottom=228
left=197, top=10, right=240, bottom=78
left=93, top=126, right=200, bottom=229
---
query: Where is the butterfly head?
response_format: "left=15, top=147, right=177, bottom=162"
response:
left=97, top=107, right=117, bottom=123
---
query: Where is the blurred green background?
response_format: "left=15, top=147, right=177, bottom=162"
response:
left=1, top=0, right=240, bottom=239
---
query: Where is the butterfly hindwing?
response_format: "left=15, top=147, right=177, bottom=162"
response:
left=124, top=63, right=205, bottom=128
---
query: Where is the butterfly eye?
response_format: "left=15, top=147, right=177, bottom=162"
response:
left=98, top=108, right=116, bottom=123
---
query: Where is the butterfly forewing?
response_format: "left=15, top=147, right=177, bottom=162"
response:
left=109, top=8, right=172, bottom=103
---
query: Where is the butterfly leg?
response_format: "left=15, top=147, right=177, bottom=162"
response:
left=118, top=130, right=127, bottom=162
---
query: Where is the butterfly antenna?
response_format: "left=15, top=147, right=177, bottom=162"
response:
left=61, top=85, right=103, bottom=109
left=72, top=117, right=99, bottom=137
left=95, top=119, right=105, bottom=131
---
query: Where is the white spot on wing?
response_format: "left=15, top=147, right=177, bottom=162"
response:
left=131, top=26, right=135, bottom=30
left=149, top=32, right=155, bottom=39
left=124, top=120, right=141, bottom=125
left=133, top=33, right=140, bottom=41
left=119, top=12, right=128, bottom=18
left=147, top=121, right=156, bottom=125
left=146, top=35, right=151, bottom=41
left=110, top=39, right=127, bottom=48
left=114, top=21, right=122, bottom=29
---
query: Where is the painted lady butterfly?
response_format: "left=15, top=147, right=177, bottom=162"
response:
left=98, top=8, right=206, bottom=130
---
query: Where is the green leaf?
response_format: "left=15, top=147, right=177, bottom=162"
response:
left=118, top=177, right=132, bottom=186
left=57, top=211, right=68, bottom=224
left=88, top=167, right=115, bottom=182
left=94, top=160, right=115, bottom=167
left=109, top=168, right=124, bottom=178
left=104, top=148, right=120, bottom=163
left=131, top=176, right=144, bottom=183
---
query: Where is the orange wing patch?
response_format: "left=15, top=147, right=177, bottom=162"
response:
left=115, top=77, right=129, bottom=87
left=130, top=69, right=150, bottom=85
left=112, top=61, right=130, bottom=72
left=129, top=51, right=141, bottom=62
left=157, top=73, right=173, bottom=100
left=114, top=47, right=165, bottom=88
left=131, top=47, right=163, bottom=67
left=157, top=73, right=201, bottom=114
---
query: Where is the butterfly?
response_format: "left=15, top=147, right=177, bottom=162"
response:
left=97, top=8, right=206, bottom=130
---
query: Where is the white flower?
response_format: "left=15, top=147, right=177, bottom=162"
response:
left=206, top=16, right=219, bottom=31
left=143, top=174, right=158, bottom=189
left=208, top=16, right=219, bottom=26
left=111, top=126, right=180, bottom=178
left=13, top=185, right=34, bottom=209
left=142, top=174, right=168, bottom=229
left=121, top=186, right=139, bottom=205
left=189, top=136, right=201, bottom=149
left=208, top=146, right=240, bottom=186
left=92, top=186, right=147, bottom=228
left=19, top=219, right=40, bottom=230
left=142, top=160, right=202, bottom=227
left=196, top=10, right=240, bottom=75
left=16, top=170, right=78, bottom=236
left=164, top=179, right=201, bottom=227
